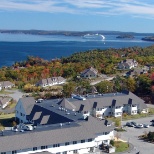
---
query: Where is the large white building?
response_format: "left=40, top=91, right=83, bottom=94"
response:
left=6, top=90, right=147, bottom=154
left=0, top=97, right=115, bottom=154
left=60, top=90, right=148, bottom=118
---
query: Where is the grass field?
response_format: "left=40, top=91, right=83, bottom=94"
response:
left=0, top=90, right=14, bottom=94
left=115, top=141, right=129, bottom=152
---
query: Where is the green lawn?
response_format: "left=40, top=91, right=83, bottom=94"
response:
left=115, top=141, right=129, bottom=152
left=0, top=90, right=14, bottom=94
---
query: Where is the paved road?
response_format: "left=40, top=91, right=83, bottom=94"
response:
left=119, top=116, right=154, bottom=154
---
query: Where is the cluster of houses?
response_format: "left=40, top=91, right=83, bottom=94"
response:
left=0, top=90, right=148, bottom=154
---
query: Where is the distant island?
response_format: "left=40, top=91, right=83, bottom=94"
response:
left=116, top=34, right=134, bottom=39
left=0, top=29, right=153, bottom=37
left=142, top=36, right=154, bottom=42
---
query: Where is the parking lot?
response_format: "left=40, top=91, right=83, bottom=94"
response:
left=120, top=116, right=154, bottom=154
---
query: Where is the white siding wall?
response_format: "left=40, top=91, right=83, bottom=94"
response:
left=3, top=131, right=114, bottom=154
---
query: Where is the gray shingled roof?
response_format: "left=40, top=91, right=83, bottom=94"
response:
left=19, top=97, right=36, bottom=115
left=0, top=116, right=114, bottom=152
left=81, top=67, right=98, bottom=76
left=0, top=97, right=11, bottom=105
left=40, top=115, right=50, bottom=125
left=58, top=98, right=76, bottom=110
left=32, top=112, right=42, bottom=120
left=66, top=91, right=147, bottom=112
left=0, top=81, right=14, bottom=87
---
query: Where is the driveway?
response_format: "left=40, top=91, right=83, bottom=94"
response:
left=0, top=89, right=25, bottom=101
left=119, top=116, right=154, bottom=154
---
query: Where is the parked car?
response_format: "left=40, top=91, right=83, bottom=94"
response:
left=143, top=124, right=149, bottom=128
left=150, top=120, right=154, bottom=123
left=126, top=122, right=134, bottom=127
left=135, top=124, right=143, bottom=128
left=130, top=121, right=137, bottom=127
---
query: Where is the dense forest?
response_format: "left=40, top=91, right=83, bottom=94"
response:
left=1, top=45, right=154, bottom=98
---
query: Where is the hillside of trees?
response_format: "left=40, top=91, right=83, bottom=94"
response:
left=1, top=45, right=154, bottom=98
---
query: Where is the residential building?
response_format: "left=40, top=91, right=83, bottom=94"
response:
left=0, top=97, right=11, bottom=109
left=0, top=81, right=15, bottom=89
left=36, top=76, right=66, bottom=88
left=1, top=96, right=115, bottom=154
left=80, top=67, right=98, bottom=78
left=118, top=59, right=138, bottom=70
left=68, top=91, right=148, bottom=118
left=0, top=116, right=114, bottom=154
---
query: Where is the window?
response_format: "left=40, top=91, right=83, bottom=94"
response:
left=109, top=106, right=111, bottom=108
left=73, top=150, right=78, bottom=153
left=41, top=146, right=47, bottom=149
left=1, top=152, right=6, bottom=154
left=88, top=138, right=93, bottom=142
left=65, top=142, right=69, bottom=146
left=81, top=140, right=85, bottom=143
left=12, top=151, right=17, bottom=154
left=73, top=141, right=77, bottom=144
left=63, top=152, right=67, bottom=154
left=53, top=144, right=60, bottom=147
left=20, top=113, right=22, bottom=116
left=33, top=147, right=37, bottom=151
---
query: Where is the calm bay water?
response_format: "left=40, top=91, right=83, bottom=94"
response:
left=0, top=33, right=153, bottom=67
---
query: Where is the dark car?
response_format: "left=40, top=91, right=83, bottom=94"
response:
left=126, top=122, right=134, bottom=127
left=150, top=120, right=154, bottom=123
left=130, top=121, right=137, bottom=127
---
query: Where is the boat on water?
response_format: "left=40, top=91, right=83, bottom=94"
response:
left=83, top=34, right=105, bottom=40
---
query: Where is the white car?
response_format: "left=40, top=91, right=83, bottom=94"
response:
left=143, top=124, right=149, bottom=128
left=136, top=124, right=143, bottom=128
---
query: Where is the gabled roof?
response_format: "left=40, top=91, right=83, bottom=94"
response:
left=0, top=81, right=14, bottom=87
left=81, top=67, right=98, bottom=76
left=18, top=97, right=36, bottom=115
left=0, top=116, right=114, bottom=152
left=66, top=91, right=147, bottom=112
left=0, top=97, right=11, bottom=105
left=58, top=98, right=76, bottom=110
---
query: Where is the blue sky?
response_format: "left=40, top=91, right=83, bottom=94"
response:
left=0, top=0, right=154, bottom=33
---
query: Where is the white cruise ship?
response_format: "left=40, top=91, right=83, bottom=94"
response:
left=83, top=33, right=105, bottom=40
